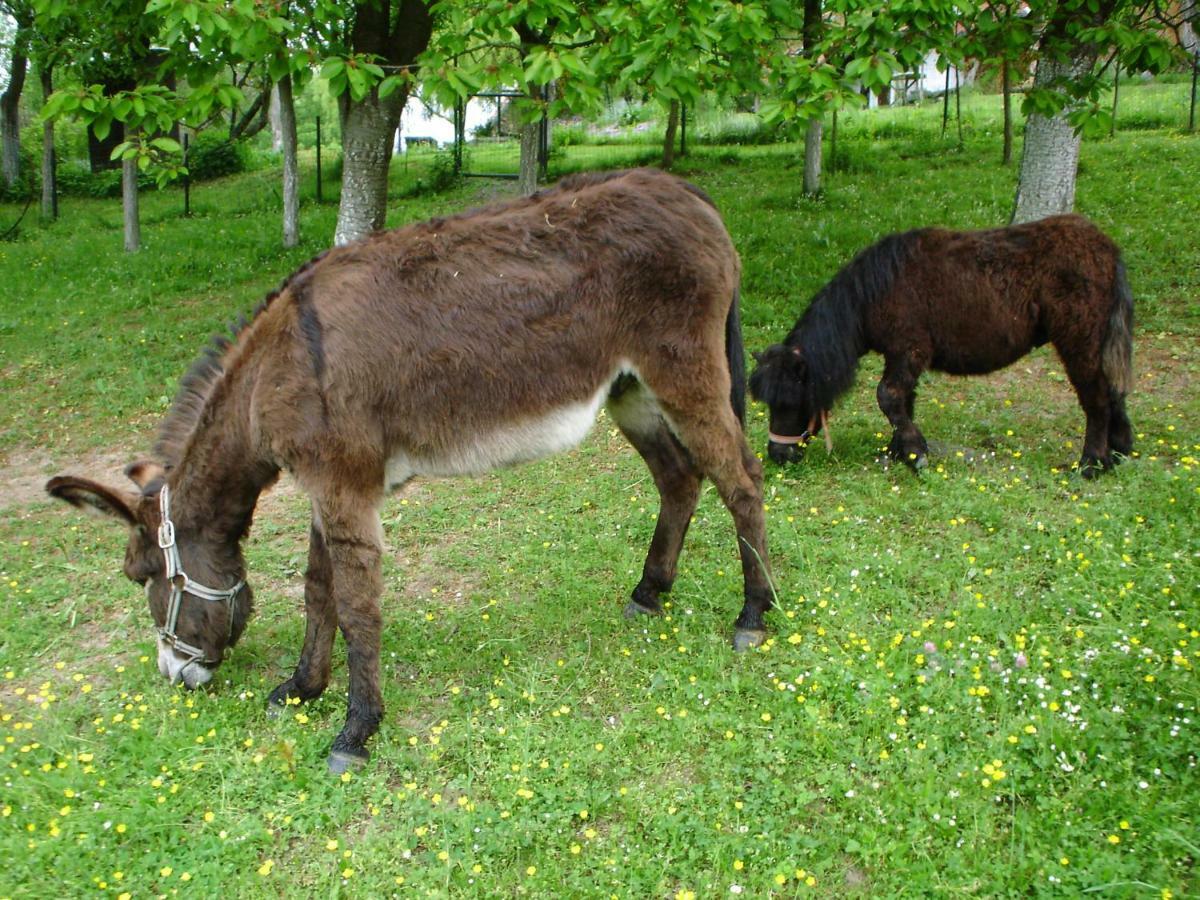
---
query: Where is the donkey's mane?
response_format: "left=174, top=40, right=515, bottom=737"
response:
left=155, top=250, right=328, bottom=469
left=787, top=229, right=921, bottom=412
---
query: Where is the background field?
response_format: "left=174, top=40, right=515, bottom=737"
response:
left=1, top=81, right=1197, bottom=898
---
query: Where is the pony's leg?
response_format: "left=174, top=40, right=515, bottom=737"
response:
left=313, top=490, right=387, bottom=773
left=660, top=401, right=773, bottom=650
left=1060, top=357, right=1113, bottom=478
left=877, top=358, right=929, bottom=469
left=1108, top=392, right=1134, bottom=460
left=608, top=386, right=704, bottom=617
left=267, top=514, right=338, bottom=714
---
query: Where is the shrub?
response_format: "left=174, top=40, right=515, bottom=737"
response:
left=185, top=130, right=250, bottom=181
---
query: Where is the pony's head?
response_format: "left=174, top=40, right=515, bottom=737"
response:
left=46, top=464, right=252, bottom=689
left=749, top=343, right=827, bottom=465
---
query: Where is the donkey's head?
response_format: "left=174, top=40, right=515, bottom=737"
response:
left=749, top=343, right=825, bottom=465
left=46, top=463, right=251, bottom=689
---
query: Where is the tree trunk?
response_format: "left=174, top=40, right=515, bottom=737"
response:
left=517, top=110, right=540, bottom=196
left=1011, top=54, right=1092, bottom=224
left=661, top=99, right=679, bottom=169
left=1, top=26, right=30, bottom=189
left=334, top=0, right=432, bottom=245
left=269, top=85, right=284, bottom=153
left=122, top=156, right=140, bottom=252
left=277, top=73, right=300, bottom=248
left=802, top=117, right=822, bottom=196
left=40, top=66, right=57, bottom=220
left=1001, top=59, right=1013, bottom=165
left=334, top=89, right=405, bottom=245
left=1183, top=2, right=1199, bottom=131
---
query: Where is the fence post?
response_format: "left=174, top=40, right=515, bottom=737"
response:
left=315, top=116, right=323, bottom=203
left=454, top=98, right=464, bottom=175
left=1190, top=55, right=1198, bottom=133
left=182, top=131, right=191, bottom=217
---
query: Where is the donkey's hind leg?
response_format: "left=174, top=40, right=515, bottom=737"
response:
left=268, top=511, right=338, bottom=715
left=656, top=397, right=774, bottom=651
left=608, top=382, right=704, bottom=618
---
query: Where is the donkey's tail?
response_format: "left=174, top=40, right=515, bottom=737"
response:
left=1102, top=256, right=1134, bottom=397
left=726, top=283, right=747, bottom=426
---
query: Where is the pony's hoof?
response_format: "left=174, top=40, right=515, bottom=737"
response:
left=732, top=628, right=767, bottom=652
left=909, top=453, right=928, bottom=471
left=266, top=700, right=287, bottom=720
left=327, top=748, right=369, bottom=775
left=624, top=599, right=662, bottom=619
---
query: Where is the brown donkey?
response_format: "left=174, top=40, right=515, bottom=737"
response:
left=46, top=168, right=773, bottom=773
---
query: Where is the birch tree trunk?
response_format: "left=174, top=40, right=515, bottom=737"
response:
left=334, top=89, right=404, bottom=245
left=1011, top=55, right=1092, bottom=224
left=277, top=73, right=300, bottom=248
left=802, top=118, right=823, bottom=196
left=122, top=156, right=140, bottom=252
left=1, top=25, right=29, bottom=189
left=40, top=67, right=57, bottom=220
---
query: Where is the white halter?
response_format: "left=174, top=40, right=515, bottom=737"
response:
left=157, top=485, right=244, bottom=665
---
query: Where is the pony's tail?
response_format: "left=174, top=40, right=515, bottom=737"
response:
left=1102, top=257, right=1134, bottom=397
left=726, top=282, right=747, bottom=426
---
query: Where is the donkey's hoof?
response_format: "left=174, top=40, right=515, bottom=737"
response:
left=911, top=453, right=928, bottom=471
left=327, top=748, right=369, bottom=776
left=266, top=700, right=287, bottom=720
left=732, top=628, right=767, bottom=652
left=624, top=599, right=662, bottom=619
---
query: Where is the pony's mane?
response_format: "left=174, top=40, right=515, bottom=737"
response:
left=788, top=229, right=921, bottom=412
left=155, top=250, right=328, bottom=469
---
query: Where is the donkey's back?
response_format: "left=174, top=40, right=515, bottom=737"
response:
left=250, top=169, right=740, bottom=479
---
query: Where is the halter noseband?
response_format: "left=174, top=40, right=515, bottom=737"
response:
left=157, top=485, right=243, bottom=667
left=768, top=410, right=834, bottom=453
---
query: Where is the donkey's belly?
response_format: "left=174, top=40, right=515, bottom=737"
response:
left=384, top=381, right=613, bottom=487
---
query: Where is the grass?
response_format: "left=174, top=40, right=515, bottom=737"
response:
left=0, top=79, right=1197, bottom=898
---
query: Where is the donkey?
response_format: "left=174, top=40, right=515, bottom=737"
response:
left=46, top=168, right=773, bottom=773
left=749, top=214, right=1134, bottom=477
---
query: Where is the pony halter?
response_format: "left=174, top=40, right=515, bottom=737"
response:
left=157, top=485, right=244, bottom=666
left=769, top=411, right=834, bottom=453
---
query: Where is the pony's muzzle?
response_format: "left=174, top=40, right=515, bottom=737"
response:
left=767, top=440, right=805, bottom=465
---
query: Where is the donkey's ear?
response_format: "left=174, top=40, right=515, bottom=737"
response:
left=45, top=476, right=139, bottom=528
left=124, top=460, right=165, bottom=491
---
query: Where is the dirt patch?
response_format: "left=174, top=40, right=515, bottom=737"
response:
left=1, top=445, right=137, bottom=515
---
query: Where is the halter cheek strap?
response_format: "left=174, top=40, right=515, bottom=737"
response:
left=768, top=411, right=834, bottom=453
left=157, top=486, right=243, bottom=667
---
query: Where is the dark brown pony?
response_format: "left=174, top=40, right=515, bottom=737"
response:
left=750, top=214, right=1134, bottom=477
left=46, top=169, right=774, bottom=773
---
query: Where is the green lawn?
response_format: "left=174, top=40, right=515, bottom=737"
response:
left=0, top=80, right=1197, bottom=898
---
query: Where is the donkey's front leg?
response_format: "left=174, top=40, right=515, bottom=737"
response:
left=319, top=500, right=386, bottom=774
left=268, top=515, right=337, bottom=716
